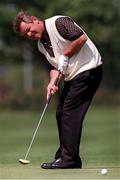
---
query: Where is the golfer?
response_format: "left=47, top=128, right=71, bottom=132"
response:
left=13, top=11, right=103, bottom=169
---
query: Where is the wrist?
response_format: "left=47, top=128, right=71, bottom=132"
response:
left=58, top=54, right=69, bottom=74
left=60, top=54, right=69, bottom=61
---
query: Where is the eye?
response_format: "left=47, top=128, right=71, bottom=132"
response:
left=25, top=27, right=30, bottom=34
left=21, top=27, right=30, bottom=37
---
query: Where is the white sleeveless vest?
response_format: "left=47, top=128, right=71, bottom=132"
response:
left=38, top=16, right=102, bottom=81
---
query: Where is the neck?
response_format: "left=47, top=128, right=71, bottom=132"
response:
left=40, top=21, right=46, bottom=39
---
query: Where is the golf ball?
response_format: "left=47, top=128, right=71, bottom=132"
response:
left=101, top=168, right=108, bottom=175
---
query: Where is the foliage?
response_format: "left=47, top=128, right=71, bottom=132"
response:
left=0, top=0, right=120, bottom=108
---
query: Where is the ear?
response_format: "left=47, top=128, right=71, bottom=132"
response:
left=32, top=16, right=38, bottom=21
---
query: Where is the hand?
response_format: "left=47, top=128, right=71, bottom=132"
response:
left=58, top=55, right=69, bottom=74
left=47, top=83, right=58, bottom=100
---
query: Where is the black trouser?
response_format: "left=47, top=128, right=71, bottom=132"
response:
left=55, top=65, right=103, bottom=164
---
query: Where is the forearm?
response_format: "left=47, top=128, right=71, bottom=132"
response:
left=49, top=69, right=62, bottom=84
left=63, top=34, right=87, bottom=57
left=46, top=69, right=62, bottom=99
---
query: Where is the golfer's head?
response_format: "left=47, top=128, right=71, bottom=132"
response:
left=13, top=11, right=44, bottom=40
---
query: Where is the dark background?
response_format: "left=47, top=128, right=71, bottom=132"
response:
left=0, top=0, right=120, bottom=109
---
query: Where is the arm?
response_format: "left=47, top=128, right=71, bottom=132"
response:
left=47, top=69, right=62, bottom=100
left=49, top=69, right=62, bottom=84
left=63, top=34, right=88, bottom=57
left=58, top=34, right=87, bottom=73
left=56, top=17, right=88, bottom=73
left=56, top=17, right=88, bottom=57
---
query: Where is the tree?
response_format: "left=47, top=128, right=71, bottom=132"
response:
left=0, top=0, right=120, bottom=90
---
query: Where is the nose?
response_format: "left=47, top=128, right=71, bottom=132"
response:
left=27, top=31, right=32, bottom=36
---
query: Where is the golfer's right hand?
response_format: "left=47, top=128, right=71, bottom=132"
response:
left=47, top=83, right=58, bottom=100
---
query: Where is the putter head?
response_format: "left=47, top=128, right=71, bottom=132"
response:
left=19, top=159, right=30, bottom=165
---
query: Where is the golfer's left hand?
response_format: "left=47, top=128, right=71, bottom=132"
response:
left=47, top=83, right=58, bottom=100
left=58, top=55, right=69, bottom=74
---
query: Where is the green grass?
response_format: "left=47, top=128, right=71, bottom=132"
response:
left=0, top=106, right=120, bottom=179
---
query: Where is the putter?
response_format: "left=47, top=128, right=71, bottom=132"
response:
left=19, top=71, right=61, bottom=165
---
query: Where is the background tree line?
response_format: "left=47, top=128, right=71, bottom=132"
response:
left=0, top=0, right=120, bottom=109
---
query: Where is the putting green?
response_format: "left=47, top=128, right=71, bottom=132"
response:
left=0, top=165, right=120, bottom=179
left=0, top=106, right=120, bottom=179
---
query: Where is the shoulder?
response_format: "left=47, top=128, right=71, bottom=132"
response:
left=55, top=16, right=74, bottom=24
left=46, top=15, right=73, bottom=23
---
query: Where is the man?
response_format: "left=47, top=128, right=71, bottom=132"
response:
left=13, top=11, right=103, bottom=169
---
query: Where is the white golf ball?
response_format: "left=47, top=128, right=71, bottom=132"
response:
left=101, top=168, right=108, bottom=175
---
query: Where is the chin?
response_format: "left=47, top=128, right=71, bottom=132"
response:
left=33, top=36, right=41, bottom=40
left=29, top=37, right=38, bottom=40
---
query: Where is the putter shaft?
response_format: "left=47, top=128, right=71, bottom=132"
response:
left=20, top=71, right=62, bottom=162
left=24, top=103, right=48, bottom=160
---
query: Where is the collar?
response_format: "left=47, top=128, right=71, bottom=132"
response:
left=41, top=21, right=49, bottom=41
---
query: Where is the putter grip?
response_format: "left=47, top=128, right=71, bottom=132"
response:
left=47, top=72, right=61, bottom=104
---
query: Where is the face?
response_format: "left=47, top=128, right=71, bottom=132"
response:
left=19, top=18, right=43, bottom=40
